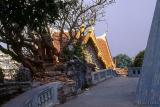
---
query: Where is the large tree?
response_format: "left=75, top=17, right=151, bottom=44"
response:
left=53, top=0, right=115, bottom=61
left=133, top=50, right=145, bottom=67
left=114, top=54, right=132, bottom=68
left=0, top=0, right=70, bottom=75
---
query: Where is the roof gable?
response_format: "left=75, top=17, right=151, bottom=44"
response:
left=83, top=29, right=115, bottom=69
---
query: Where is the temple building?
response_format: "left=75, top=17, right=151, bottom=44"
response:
left=82, top=28, right=115, bottom=69
left=51, top=27, right=115, bottom=70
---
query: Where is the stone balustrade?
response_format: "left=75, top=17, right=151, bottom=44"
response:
left=3, top=69, right=117, bottom=107
left=3, top=82, right=62, bottom=107
left=91, top=69, right=116, bottom=84
left=128, top=67, right=141, bottom=77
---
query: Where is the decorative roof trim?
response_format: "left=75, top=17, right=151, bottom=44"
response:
left=96, top=33, right=116, bottom=68
left=82, top=29, right=111, bottom=69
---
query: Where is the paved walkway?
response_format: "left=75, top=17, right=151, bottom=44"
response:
left=56, top=77, right=139, bottom=107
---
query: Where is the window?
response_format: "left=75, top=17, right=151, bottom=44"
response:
left=138, top=70, right=140, bottom=74
left=133, top=70, right=136, bottom=74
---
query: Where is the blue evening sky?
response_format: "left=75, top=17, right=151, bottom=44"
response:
left=94, top=0, right=157, bottom=57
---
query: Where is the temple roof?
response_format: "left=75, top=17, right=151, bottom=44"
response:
left=51, top=27, right=115, bottom=69
left=82, top=28, right=115, bottom=69
left=96, top=34, right=115, bottom=69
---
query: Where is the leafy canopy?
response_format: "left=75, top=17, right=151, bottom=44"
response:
left=0, top=0, right=64, bottom=61
left=114, top=54, right=132, bottom=68
left=0, top=0, right=69, bottom=74
left=133, top=50, right=145, bottom=67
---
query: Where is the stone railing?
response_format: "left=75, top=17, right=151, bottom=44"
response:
left=128, top=67, right=141, bottom=77
left=105, top=69, right=118, bottom=77
left=91, top=69, right=117, bottom=84
left=3, top=69, right=117, bottom=107
left=3, top=82, right=62, bottom=107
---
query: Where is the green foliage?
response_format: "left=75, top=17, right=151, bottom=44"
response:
left=74, top=42, right=85, bottom=58
left=0, top=0, right=62, bottom=31
left=133, top=50, right=145, bottom=67
left=15, top=68, right=31, bottom=82
left=114, top=54, right=132, bottom=68
left=61, top=46, right=73, bottom=61
left=61, top=42, right=85, bottom=61
left=0, top=0, right=70, bottom=73
left=0, top=0, right=65, bottom=61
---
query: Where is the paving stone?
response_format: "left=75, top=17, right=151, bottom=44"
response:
left=56, top=77, right=139, bottom=107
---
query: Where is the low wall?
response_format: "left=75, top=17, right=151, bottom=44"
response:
left=3, top=70, right=117, bottom=107
left=91, top=69, right=117, bottom=85
left=128, top=67, right=141, bottom=77
left=3, top=82, right=62, bottom=107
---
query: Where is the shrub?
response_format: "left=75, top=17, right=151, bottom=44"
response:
left=15, top=67, right=31, bottom=82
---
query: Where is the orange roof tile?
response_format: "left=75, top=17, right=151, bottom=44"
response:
left=51, top=27, right=115, bottom=69
left=96, top=38, right=115, bottom=69
left=82, top=28, right=115, bottom=69
left=52, top=32, right=69, bottom=53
